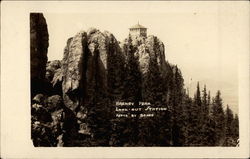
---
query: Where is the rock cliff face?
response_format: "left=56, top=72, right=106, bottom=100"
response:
left=58, top=29, right=125, bottom=141
left=61, top=28, right=124, bottom=113
left=121, top=35, right=167, bottom=75
left=30, top=13, right=49, bottom=97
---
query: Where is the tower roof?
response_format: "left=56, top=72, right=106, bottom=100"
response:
left=129, top=23, right=147, bottom=29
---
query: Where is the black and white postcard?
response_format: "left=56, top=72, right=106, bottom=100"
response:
left=1, top=1, right=249, bottom=158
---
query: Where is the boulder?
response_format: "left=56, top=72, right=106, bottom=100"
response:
left=46, top=95, right=63, bottom=112
left=32, top=93, right=46, bottom=105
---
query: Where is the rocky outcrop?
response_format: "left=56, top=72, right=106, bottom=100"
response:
left=61, top=28, right=124, bottom=112
left=59, top=28, right=125, bottom=141
left=121, top=35, right=166, bottom=75
left=30, top=13, right=49, bottom=97
left=120, top=35, right=173, bottom=107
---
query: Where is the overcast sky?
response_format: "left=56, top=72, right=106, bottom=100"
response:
left=43, top=2, right=249, bottom=114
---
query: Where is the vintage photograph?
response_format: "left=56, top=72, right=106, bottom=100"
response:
left=30, top=11, right=240, bottom=147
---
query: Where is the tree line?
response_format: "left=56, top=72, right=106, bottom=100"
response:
left=31, top=35, right=239, bottom=147
left=86, top=35, right=239, bottom=146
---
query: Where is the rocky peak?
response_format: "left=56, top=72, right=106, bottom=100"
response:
left=61, top=28, right=124, bottom=112
left=121, top=35, right=166, bottom=74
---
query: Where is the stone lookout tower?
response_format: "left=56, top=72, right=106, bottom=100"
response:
left=129, top=22, right=147, bottom=38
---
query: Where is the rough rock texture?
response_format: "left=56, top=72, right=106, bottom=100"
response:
left=62, top=32, right=87, bottom=112
left=62, top=28, right=124, bottom=112
left=31, top=94, right=55, bottom=147
left=31, top=94, right=79, bottom=147
left=61, top=30, right=167, bottom=132
left=120, top=35, right=171, bottom=106
left=121, top=35, right=166, bottom=75
left=60, top=28, right=125, bottom=139
left=46, top=95, right=63, bottom=111
left=30, top=13, right=49, bottom=97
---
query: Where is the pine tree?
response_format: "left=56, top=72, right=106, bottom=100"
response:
left=171, top=66, right=186, bottom=146
left=211, top=90, right=226, bottom=146
left=232, top=114, right=239, bottom=143
left=139, top=55, right=170, bottom=146
left=123, top=35, right=142, bottom=102
left=187, top=82, right=203, bottom=146
left=200, top=85, right=210, bottom=145
left=223, top=105, right=236, bottom=146
left=225, top=105, right=234, bottom=136
left=202, top=85, right=209, bottom=116
left=207, top=91, right=211, bottom=105
left=86, top=48, right=112, bottom=146
left=194, top=82, right=202, bottom=107
left=107, top=39, right=127, bottom=146
left=207, top=90, right=211, bottom=115
left=182, top=94, right=193, bottom=146
left=161, top=62, right=175, bottom=146
left=113, top=35, right=142, bottom=146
